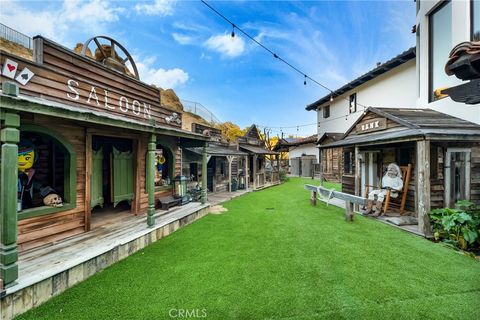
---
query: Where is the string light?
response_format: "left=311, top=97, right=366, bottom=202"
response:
left=201, top=0, right=371, bottom=110
left=304, top=75, right=307, bottom=86
left=231, top=24, right=235, bottom=38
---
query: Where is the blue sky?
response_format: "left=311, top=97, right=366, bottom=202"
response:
left=1, top=0, right=415, bottom=137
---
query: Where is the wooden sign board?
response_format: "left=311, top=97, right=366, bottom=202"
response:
left=356, top=118, right=387, bottom=134
left=0, top=37, right=181, bottom=128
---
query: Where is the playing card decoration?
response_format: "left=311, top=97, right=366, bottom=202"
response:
left=2, top=58, right=18, bottom=79
left=1, top=58, right=35, bottom=86
left=15, top=67, right=34, bottom=85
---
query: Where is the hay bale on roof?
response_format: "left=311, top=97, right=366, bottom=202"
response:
left=160, top=88, right=184, bottom=112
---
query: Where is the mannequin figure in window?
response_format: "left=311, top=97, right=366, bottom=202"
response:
left=17, top=139, right=63, bottom=211
left=364, top=163, right=403, bottom=217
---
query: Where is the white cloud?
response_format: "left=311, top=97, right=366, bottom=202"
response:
left=0, top=0, right=123, bottom=45
left=134, top=0, right=175, bottom=16
left=204, top=34, right=245, bottom=58
left=172, top=33, right=194, bottom=45
left=136, top=56, right=189, bottom=89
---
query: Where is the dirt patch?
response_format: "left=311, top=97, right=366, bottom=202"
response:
left=209, top=205, right=228, bottom=215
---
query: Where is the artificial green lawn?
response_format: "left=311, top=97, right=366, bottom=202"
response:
left=18, top=178, right=480, bottom=319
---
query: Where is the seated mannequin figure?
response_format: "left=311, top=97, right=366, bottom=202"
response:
left=17, top=139, right=64, bottom=211
left=364, top=163, right=403, bottom=217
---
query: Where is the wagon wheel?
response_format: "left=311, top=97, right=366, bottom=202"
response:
left=81, top=36, right=139, bottom=80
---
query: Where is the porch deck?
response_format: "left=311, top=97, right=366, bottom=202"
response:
left=6, top=202, right=209, bottom=297
left=317, top=196, right=424, bottom=237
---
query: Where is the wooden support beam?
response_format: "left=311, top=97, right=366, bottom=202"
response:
left=253, top=154, right=258, bottom=189
left=354, top=146, right=361, bottom=211
left=146, top=134, right=156, bottom=227
left=201, top=144, right=208, bottom=204
left=416, top=140, right=432, bottom=237
left=245, top=155, right=249, bottom=190
left=226, top=155, right=234, bottom=192
left=345, top=201, right=354, bottom=221
left=0, top=112, right=20, bottom=285
left=85, top=130, right=92, bottom=231
left=318, top=148, right=323, bottom=186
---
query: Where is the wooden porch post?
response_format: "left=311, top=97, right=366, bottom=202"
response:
left=245, top=155, right=249, bottom=190
left=0, top=111, right=20, bottom=285
left=253, top=154, right=258, bottom=189
left=227, top=155, right=234, bottom=192
left=146, top=133, right=156, bottom=227
left=201, top=144, right=208, bottom=204
left=276, top=154, right=280, bottom=173
left=354, top=146, right=361, bottom=211
left=318, top=147, right=324, bottom=186
left=416, top=139, right=432, bottom=237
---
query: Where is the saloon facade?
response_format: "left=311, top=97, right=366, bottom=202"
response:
left=0, top=36, right=209, bottom=286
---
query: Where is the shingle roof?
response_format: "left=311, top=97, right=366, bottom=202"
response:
left=187, top=143, right=247, bottom=156
left=320, top=107, right=480, bottom=148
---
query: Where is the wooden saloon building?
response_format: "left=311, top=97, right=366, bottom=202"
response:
left=319, top=107, right=480, bottom=236
left=238, top=125, right=280, bottom=189
left=0, top=36, right=209, bottom=286
left=183, top=123, right=248, bottom=193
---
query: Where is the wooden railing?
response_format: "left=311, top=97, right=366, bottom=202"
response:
left=256, top=172, right=265, bottom=187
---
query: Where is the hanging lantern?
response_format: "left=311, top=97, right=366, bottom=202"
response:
left=173, top=175, right=189, bottom=205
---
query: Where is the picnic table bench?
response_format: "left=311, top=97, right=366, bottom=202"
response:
left=304, top=184, right=367, bottom=221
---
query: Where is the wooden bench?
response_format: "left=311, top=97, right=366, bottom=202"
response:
left=158, top=196, right=181, bottom=210
left=304, top=184, right=367, bottom=221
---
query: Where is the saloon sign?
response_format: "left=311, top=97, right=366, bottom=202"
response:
left=66, top=79, right=152, bottom=120
left=356, top=118, right=387, bottom=134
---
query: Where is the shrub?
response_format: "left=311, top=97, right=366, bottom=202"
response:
left=279, top=170, right=289, bottom=182
left=429, top=201, right=480, bottom=250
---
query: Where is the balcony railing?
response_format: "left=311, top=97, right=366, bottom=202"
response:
left=181, top=99, right=221, bottom=125
left=0, top=23, right=32, bottom=50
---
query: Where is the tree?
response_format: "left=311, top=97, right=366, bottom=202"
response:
left=218, top=122, right=246, bottom=143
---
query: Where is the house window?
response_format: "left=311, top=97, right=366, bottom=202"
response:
left=473, top=0, right=480, bottom=41
left=343, top=151, right=355, bottom=175
left=17, top=125, right=77, bottom=220
left=155, top=146, right=174, bottom=187
left=349, top=93, right=356, bottom=114
left=429, top=1, right=457, bottom=101
left=323, top=105, right=330, bottom=118
left=445, top=148, right=471, bottom=207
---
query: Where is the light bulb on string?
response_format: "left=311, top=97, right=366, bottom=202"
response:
left=231, top=24, right=235, bottom=38
left=304, top=75, right=307, bottom=86
left=330, top=94, right=334, bottom=102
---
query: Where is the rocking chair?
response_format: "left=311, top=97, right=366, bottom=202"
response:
left=364, top=164, right=412, bottom=215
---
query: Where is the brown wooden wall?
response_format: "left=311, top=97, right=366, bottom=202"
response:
left=430, top=143, right=480, bottom=209
left=1, top=37, right=181, bottom=129
left=18, top=114, right=86, bottom=251
left=15, top=114, right=185, bottom=250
